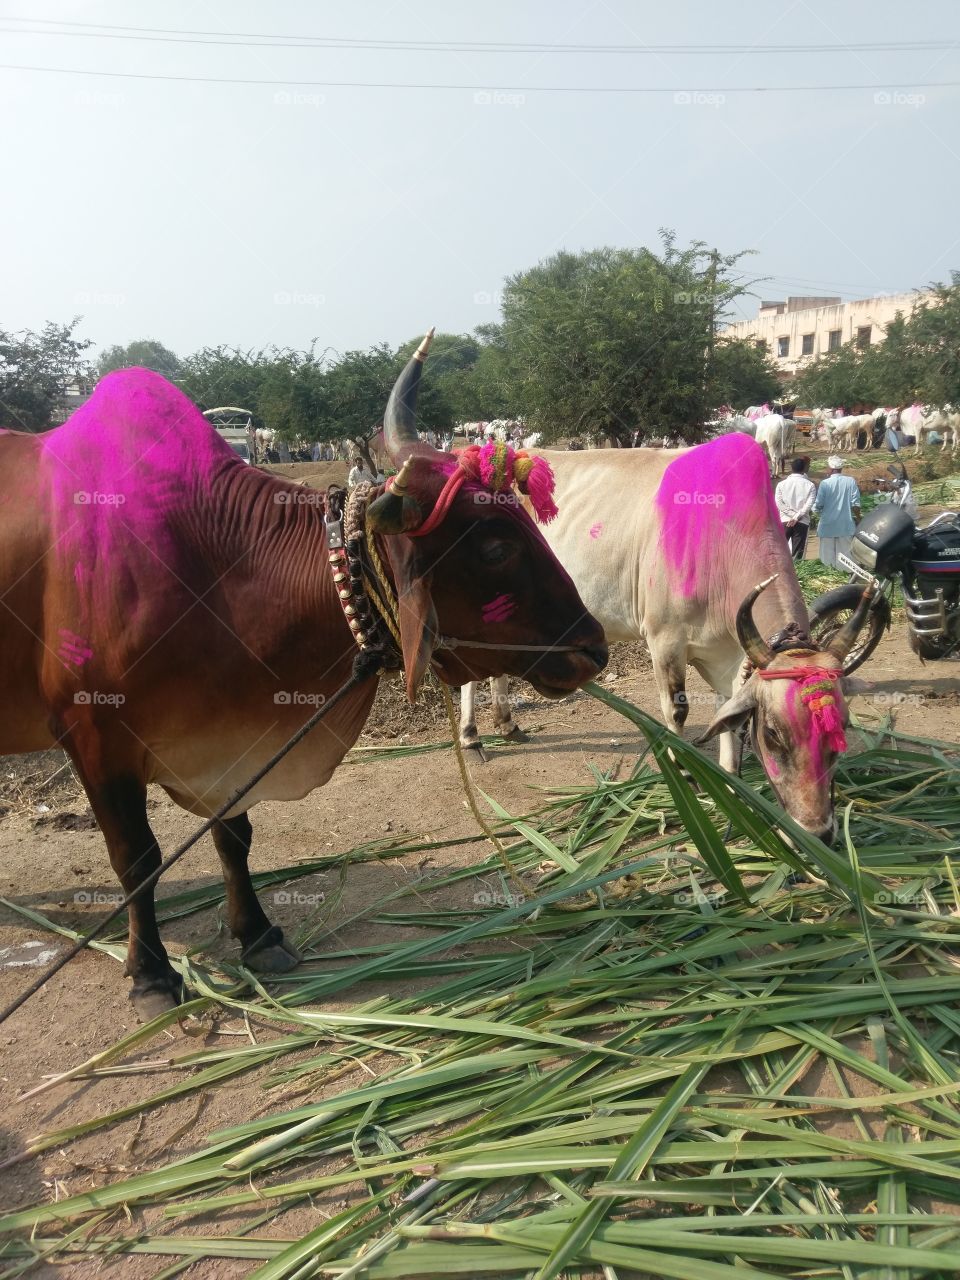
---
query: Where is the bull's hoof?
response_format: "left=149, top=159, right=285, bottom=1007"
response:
left=129, top=968, right=183, bottom=1023
left=502, top=725, right=528, bottom=743
left=463, top=741, right=488, bottom=764
left=243, top=936, right=302, bottom=973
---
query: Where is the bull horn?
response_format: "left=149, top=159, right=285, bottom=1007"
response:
left=736, top=574, right=778, bottom=669
left=383, top=328, right=435, bottom=462
left=825, top=581, right=877, bottom=663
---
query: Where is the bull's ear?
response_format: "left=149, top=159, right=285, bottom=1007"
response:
left=366, top=490, right=424, bottom=534
left=840, top=676, right=873, bottom=697
left=694, top=683, right=757, bottom=745
left=366, top=458, right=424, bottom=534
left=388, top=541, right=438, bottom=703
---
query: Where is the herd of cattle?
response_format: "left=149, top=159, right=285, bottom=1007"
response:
left=0, top=345, right=891, bottom=1018
left=718, top=402, right=959, bottom=472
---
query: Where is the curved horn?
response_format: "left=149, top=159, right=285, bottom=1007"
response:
left=825, top=581, right=877, bottom=663
left=383, top=328, right=435, bottom=463
left=736, top=574, right=778, bottom=670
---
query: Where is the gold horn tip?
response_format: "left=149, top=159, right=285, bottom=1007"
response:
left=755, top=573, right=778, bottom=592
left=414, top=328, right=436, bottom=363
left=390, top=456, right=414, bottom=495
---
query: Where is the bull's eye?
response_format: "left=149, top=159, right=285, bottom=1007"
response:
left=477, top=538, right=513, bottom=567
left=762, top=725, right=784, bottom=754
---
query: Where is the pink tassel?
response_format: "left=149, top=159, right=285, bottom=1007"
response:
left=817, top=701, right=847, bottom=754
left=524, top=456, right=559, bottom=523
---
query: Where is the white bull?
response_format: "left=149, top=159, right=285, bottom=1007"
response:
left=753, top=413, right=796, bottom=475
left=893, top=404, right=959, bottom=456
left=459, top=437, right=873, bottom=839
left=826, top=413, right=873, bottom=452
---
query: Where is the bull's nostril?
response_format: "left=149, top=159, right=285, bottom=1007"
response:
left=585, top=644, right=608, bottom=670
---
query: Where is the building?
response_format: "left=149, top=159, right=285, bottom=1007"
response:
left=722, top=290, right=933, bottom=379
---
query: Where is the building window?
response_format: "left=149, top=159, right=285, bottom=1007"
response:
left=856, top=325, right=872, bottom=349
left=777, top=336, right=790, bottom=359
left=828, top=329, right=842, bottom=352
left=801, top=333, right=815, bottom=356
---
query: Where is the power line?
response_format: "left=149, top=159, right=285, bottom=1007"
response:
left=1, top=18, right=958, bottom=55
left=2, top=63, right=959, bottom=94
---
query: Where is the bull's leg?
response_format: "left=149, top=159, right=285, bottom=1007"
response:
left=491, top=675, right=526, bottom=742
left=458, top=681, right=488, bottom=762
left=649, top=641, right=689, bottom=735
left=716, top=698, right=739, bottom=774
left=212, top=813, right=301, bottom=973
left=71, top=769, right=182, bottom=1020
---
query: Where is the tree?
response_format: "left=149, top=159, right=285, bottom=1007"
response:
left=324, top=343, right=454, bottom=469
left=707, top=337, right=780, bottom=414
left=488, top=234, right=759, bottom=445
left=888, top=279, right=960, bottom=405
left=790, top=341, right=878, bottom=408
left=396, top=331, right=481, bottom=422
left=458, top=329, right=518, bottom=421
left=0, top=318, right=93, bottom=431
left=97, top=339, right=181, bottom=381
left=179, top=346, right=273, bottom=423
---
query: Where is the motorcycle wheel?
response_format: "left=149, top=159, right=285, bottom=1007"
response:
left=807, top=584, right=891, bottom=674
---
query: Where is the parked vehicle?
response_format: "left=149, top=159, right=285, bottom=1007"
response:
left=202, top=406, right=255, bottom=463
left=809, top=463, right=960, bottom=670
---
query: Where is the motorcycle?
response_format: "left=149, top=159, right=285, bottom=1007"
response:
left=808, top=462, right=960, bottom=672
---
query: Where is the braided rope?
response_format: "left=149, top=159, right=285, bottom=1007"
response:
left=363, top=524, right=403, bottom=649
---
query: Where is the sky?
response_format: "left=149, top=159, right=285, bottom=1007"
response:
left=3, top=1, right=959, bottom=363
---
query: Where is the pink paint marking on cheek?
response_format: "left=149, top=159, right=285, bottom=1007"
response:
left=58, top=629, right=93, bottom=668
left=482, top=594, right=517, bottom=624
left=765, top=755, right=781, bottom=780
left=589, top=521, right=603, bottom=539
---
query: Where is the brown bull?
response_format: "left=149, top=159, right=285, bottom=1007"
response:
left=0, top=335, right=606, bottom=1019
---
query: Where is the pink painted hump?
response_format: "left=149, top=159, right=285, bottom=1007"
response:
left=42, top=368, right=233, bottom=484
left=39, top=368, right=242, bottom=574
left=654, top=434, right=780, bottom=598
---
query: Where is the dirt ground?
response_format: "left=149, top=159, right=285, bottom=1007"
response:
left=1, top=439, right=959, bottom=1275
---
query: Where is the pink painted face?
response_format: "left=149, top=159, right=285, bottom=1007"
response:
left=654, top=435, right=781, bottom=599
left=754, top=665, right=850, bottom=837
left=703, top=656, right=851, bottom=842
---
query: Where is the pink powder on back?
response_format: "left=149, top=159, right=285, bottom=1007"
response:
left=589, top=522, right=603, bottom=539
left=654, top=435, right=782, bottom=599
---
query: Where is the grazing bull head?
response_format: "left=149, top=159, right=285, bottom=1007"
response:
left=365, top=332, right=607, bottom=701
left=697, top=576, right=874, bottom=842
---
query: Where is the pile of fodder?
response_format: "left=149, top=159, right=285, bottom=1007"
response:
left=6, top=694, right=960, bottom=1277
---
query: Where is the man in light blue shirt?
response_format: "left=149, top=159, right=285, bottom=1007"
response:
left=814, top=456, right=861, bottom=568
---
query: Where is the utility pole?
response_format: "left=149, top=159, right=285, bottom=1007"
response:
left=706, top=247, right=719, bottom=366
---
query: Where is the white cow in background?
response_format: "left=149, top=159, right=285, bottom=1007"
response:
left=753, top=413, right=796, bottom=475
left=710, top=411, right=757, bottom=437
left=889, top=404, right=959, bottom=456
left=826, top=413, right=874, bottom=452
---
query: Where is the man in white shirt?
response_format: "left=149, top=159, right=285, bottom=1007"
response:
left=347, top=456, right=377, bottom=489
left=774, top=456, right=817, bottom=561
